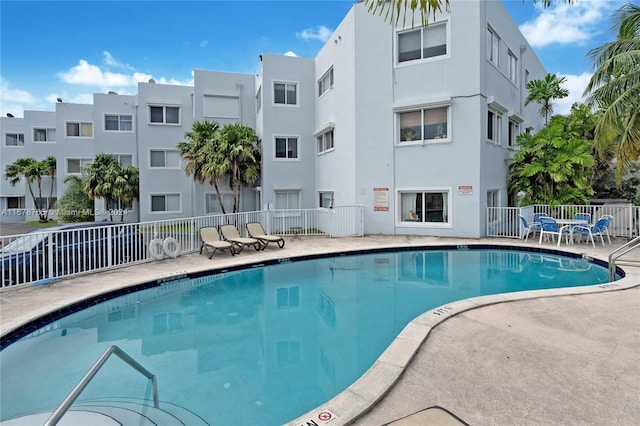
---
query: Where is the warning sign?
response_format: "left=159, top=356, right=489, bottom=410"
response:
left=458, top=185, right=473, bottom=195
left=373, top=187, right=389, bottom=211
left=296, top=409, right=337, bottom=425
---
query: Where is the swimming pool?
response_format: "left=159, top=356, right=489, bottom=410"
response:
left=0, top=247, right=615, bottom=425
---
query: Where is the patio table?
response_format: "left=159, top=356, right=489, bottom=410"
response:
left=553, top=218, right=589, bottom=246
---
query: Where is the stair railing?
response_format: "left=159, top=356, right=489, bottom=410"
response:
left=44, top=344, right=159, bottom=426
left=608, top=235, right=640, bottom=282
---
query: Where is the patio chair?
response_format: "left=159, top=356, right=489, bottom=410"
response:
left=572, top=216, right=612, bottom=247
left=519, top=215, right=541, bottom=241
left=246, top=222, right=285, bottom=249
left=199, top=227, right=236, bottom=258
left=219, top=224, right=264, bottom=253
left=538, top=216, right=571, bottom=246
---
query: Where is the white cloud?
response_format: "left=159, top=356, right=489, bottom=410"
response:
left=297, top=25, right=333, bottom=42
left=283, top=51, right=298, bottom=57
left=57, top=60, right=193, bottom=88
left=554, top=72, right=593, bottom=115
left=0, top=77, right=42, bottom=117
left=520, top=0, right=617, bottom=48
left=58, top=60, right=134, bottom=86
left=102, top=51, right=135, bottom=71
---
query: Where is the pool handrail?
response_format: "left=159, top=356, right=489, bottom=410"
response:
left=608, top=235, right=640, bottom=281
left=44, top=344, right=159, bottom=426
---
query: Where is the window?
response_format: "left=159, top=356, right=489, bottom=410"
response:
left=399, top=106, right=448, bottom=142
left=398, top=22, right=447, bottom=63
left=151, top=194, right=181, bottom=212
left=113, top=154, right=133, bottom=167
left=105, top=114, right=133, bottom=131
left=487, top=109, right=502, bottom=145
left=275, top=136, right=298, bottom=159
left=508, top=51, right=517, bottom=83
left=525, top=69, right=530, bottom=85
left=487, top=27, right=500, bottom=65
left=66, top=121, right=93, bottom=138
left=319, top=191, right=334, bottom=208
left=274, top=190, right=300, bottom=209
left=35, top=197, right=56, bottom=210
left=274, top=82, right=297, bottom=105
left=149, top=149, right=180, bottom=168
left=149, top=106, right=180, bottom=124
left=508, top=119, right=520, bottom=147
left=33, top=128, right=56, bottom=142
left=205, top=193, right=234, bottom=214
left=5, top=133, right=24, bottom=146
left=6, top=196, right=25, bottom=209
left=316, top=129, right=334, bottom=154
left=487, top=190, right=499, bottom=208
left=318, top=67, right=334, bottom=97
left=109, top=199, right=132, bottom=211
left=66, top=158, right=92, bottom=174
left=400, top=191, right=449, bottom=223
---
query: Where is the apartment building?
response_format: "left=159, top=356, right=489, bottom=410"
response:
left=0, top=0, right=546, bottom=237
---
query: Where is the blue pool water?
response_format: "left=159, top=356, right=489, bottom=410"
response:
left=0, top=248, right=613, bottom=425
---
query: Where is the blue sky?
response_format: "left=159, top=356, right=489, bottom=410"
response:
left=0, top=0, right=633, bottom=118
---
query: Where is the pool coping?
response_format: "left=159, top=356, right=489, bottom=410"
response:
left=1, top=237, right=639, bottom=425
left=283, top=247, right=640, bottom=426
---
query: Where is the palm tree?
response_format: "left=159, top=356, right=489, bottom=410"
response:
left=112, top=165, right=140, bottom=221
left=177, top=120, right=229, bottom=214
left=584, top=3, right=640, bottom=183
left=83, top=154, right=125, bottom=221
left=525, top=73, right=569, bottom=125
left=508, top=114, right=595, bottom=207
left=4, top=156, right=57, bottom=222
left=216, top=124, right=261, bottom=213
left=365, top=0, right=572, bottom=26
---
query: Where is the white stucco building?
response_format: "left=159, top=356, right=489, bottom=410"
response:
left=0, top=0, right=546, bottom=237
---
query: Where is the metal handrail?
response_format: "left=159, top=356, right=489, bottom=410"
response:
left=44, top=345, right=159, bottom=426
left=608, top=235, right=640, bottom=281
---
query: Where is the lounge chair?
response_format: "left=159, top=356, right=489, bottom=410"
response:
left=246, top=222, right=285, bottom=249
left=219, top=224, right=264, bottom=253
left=199, top=227, right=236, bottom=258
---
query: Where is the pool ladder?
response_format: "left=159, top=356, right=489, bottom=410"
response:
left=608, top=235, right=640, bottom=281
left=44, top=344, right=159, bottom=426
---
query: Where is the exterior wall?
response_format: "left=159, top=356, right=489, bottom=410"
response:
left=91, top=93, right=139, bottom=221
left=257, top=55, right=316, bottom=210
left=1, top=116, right=27, bottom=222
left=193, top=70, right=258, bottom=215
left=315, top=8, right=358, bottom=212
left=136, top=82, right=195, bottom=221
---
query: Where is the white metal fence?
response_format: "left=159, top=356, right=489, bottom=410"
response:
left=488, top=204, right=640, bottom=239
left=1, top=206, right=364, bottom=289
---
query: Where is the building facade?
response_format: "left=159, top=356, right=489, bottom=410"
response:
left=0, top=0, right=546, bottom=237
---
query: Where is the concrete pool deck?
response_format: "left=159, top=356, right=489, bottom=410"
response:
left=1, top=234, right=639, bottom=425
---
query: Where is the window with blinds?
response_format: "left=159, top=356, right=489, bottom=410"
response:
left=399, top=106, right=448, bottom=142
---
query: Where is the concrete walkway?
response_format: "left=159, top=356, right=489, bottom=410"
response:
left=1, top=234, right=639, bottom=425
